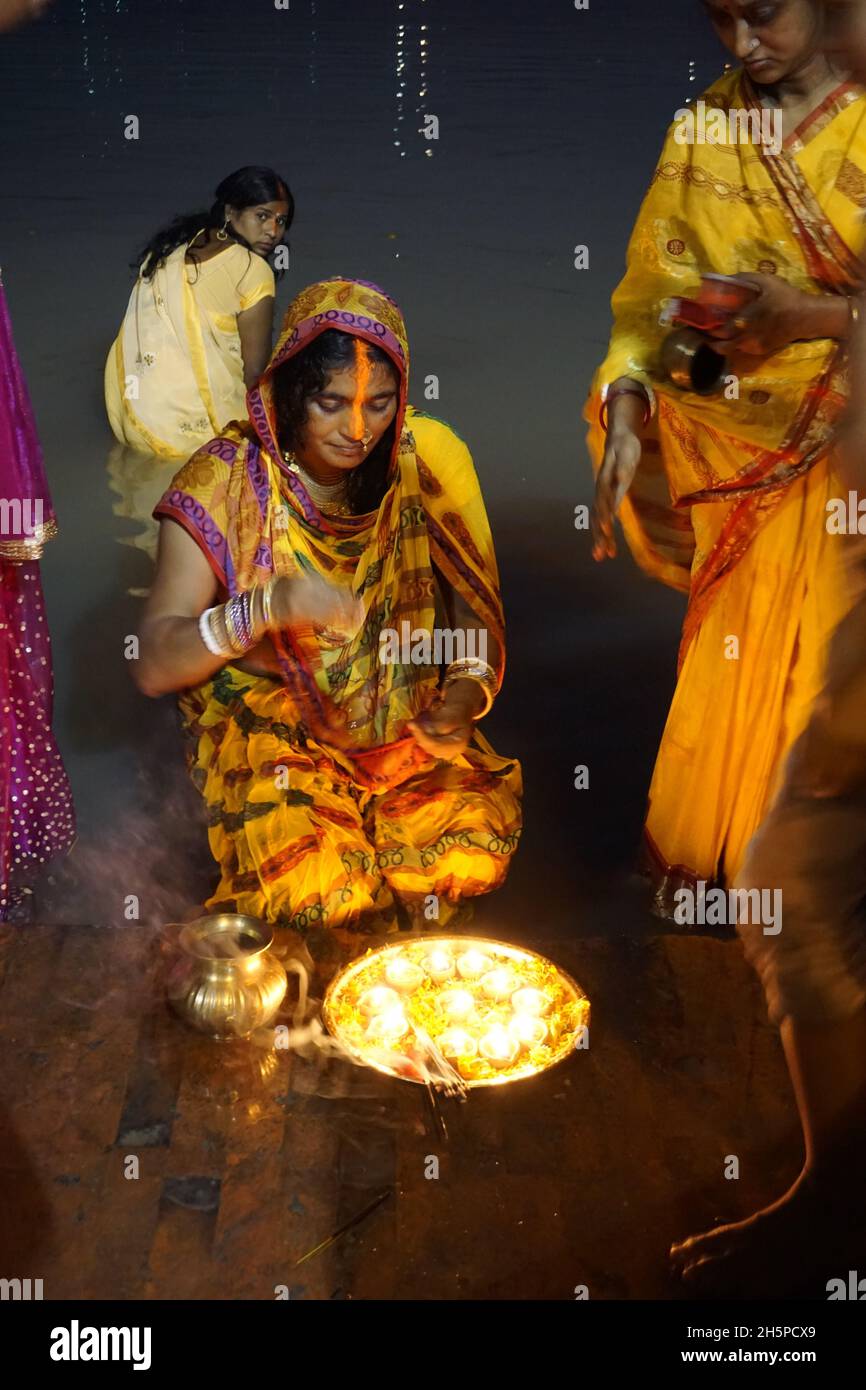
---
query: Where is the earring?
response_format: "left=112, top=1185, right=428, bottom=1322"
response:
left=216, top=219, right=230, bottom=241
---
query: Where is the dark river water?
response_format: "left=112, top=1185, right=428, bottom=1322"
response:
left=0, top=0, right=725, bottom=935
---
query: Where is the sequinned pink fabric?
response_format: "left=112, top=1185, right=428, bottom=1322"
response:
left=0, top=276, right=75, bottom=919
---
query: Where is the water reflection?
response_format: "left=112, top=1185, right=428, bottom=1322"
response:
left=106, top=444, right=177, bottom=593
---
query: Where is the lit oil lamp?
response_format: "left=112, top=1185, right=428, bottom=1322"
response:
left=439, top=987, right=476, bottom=1021
left=422, top=947, right=455, bottom=984
left=479, top=1023, right=520, bottom=1069
left=508, top=1014, right=548, bottom=1048
left=511, top=986, right=552, bottom=1017
left=457, top=948, right=492, bottom=980
left=481, top=966, right=516, bottom=1001
left=365, top=1010, right=409, bottom=1045
left=323, top=935, right=589, bottom=1090
left=438, top=1027, right=478, bottom=1060
left=358, top=985, right=401, bottom=1017
left=384, top=956, right=425, bottom=993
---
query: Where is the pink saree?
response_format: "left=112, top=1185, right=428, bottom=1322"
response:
left=0, top=270, right=75, bottom=920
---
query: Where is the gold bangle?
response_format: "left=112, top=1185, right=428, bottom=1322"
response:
left=249, top=584, right=266, bottom=641
left=262, top=576, right=277, bottom=631
left=442, top=665, right=496, bottom=721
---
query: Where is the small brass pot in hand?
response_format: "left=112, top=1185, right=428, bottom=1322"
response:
left=660, top=327, right=728, bottom=395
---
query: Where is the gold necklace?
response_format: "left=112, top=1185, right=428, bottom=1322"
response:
left=283, top=452, right=350, bottom=515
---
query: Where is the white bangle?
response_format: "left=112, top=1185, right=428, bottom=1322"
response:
left=198, top=607, right=229, bottom=657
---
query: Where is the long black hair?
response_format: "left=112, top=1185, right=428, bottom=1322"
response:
left=271, top=329, right=401, bottom=515
left=132, top=166, right=294, bottom=280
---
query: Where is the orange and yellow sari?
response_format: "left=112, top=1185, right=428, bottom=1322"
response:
left=585, top=70, right=866, bottom=912
left=155, top=278, right=522, bottom=932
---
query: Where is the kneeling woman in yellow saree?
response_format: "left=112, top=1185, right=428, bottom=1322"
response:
left=586, top=0, right=866, bottom=915
left=135, top=277, right=522, bottom=932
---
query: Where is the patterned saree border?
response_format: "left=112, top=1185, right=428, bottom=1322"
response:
left=639, top=827, right=722, bottom=923
left=154, top=492, right=234, bottom=591
left=783, top=81, right=862, bottom=154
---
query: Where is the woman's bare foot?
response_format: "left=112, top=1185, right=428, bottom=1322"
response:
left=670, top=1166, right=866, bottom=1297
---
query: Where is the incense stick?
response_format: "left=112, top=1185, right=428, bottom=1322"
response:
left=425, top=1078, right=448, bottom=1141
left=293, top=1188, right=393, bottom=1267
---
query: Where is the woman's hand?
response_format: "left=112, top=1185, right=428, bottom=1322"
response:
left=712, top=273, right=844, bottom=356
left=407, top=679, right=483, bottom=761
left=270, top=572, right=363, bottom=638
left=592, top=423, right=642, bottom=562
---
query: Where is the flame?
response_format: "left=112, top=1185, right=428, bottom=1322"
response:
left=323, top=936, right=590, bottom=1089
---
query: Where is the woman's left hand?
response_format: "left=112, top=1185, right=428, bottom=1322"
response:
left=407, top=680, right=482, bottom=761
left=711, top=273, right=816, bottom=356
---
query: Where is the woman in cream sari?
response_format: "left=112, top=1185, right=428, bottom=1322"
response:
left=587, top=0, right=866, bottom=914
left=105, top=166, right=292, bottom=459
left=134, top=277, right=522, bottom=933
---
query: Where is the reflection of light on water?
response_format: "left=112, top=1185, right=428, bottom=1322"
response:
left=419, top=4, right=432, bottom=158
left=80, top=0, right=93, bottom=97
left=393, top=0, right=432, bottom=162
left=309, top=0, right=318, bottom=91
left=394, top=3, right=406, bottom=158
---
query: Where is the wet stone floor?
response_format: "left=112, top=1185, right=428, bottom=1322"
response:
left=0, top=915, right=806, bottom=1300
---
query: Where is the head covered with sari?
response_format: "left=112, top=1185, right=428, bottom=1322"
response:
left=156, top=276, right=505, bottom=766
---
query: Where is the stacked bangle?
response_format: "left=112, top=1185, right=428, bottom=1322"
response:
left=600, top=383, right=651, bottom=433
left=198, top=606, right=235, bottom=657
left=197, top=576, right=282, bottom=660
left=443, top=657, right=497, bottom=720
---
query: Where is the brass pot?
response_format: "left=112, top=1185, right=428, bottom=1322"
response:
left=660, top=327, right=728, bottom=395
left=166, top=914, right=288, bottom=1040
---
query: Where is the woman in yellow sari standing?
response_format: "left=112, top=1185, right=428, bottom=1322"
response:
left=587, top=0, right=866, bottom=914
left=105, top=166, right=292, bottom=459
left=134, top=277, right=522, bottom=933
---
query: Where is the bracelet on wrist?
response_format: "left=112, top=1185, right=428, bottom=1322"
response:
left=600, top=384, right=651, bottom=434
left=198, top=591, right=259, bottom=659
left=443, top=657, right=497, bottom=720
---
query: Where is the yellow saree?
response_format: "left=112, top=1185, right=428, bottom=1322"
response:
left=154, top=277, right=522, bottom=932
left=585, top=71, right=866, bottom=911
left=105, top=240, right=274, bottom=459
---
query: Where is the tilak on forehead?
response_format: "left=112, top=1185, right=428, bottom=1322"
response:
left=350, top=338, right=374, bottom=439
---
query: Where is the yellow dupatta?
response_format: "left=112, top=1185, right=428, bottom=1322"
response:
left=155, top=277, right=506, bottom=789
left=585, top=70, right=866, bottom=656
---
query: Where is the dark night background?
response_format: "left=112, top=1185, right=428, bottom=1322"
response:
left=0, top=0, right=830, bottom=1310
left=0, top=0, right=726, bottom=935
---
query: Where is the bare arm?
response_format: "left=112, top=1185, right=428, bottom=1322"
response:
left=134, top=518, right=366, bottom=699
left=443, top=581, right=501, bottom=716
left=237, top=296, right=275, bottom=388
left=134, top=519, right=222, bottom=698
left=591, top=377, right=647, bottom=562
left=407, top=570, right=501, bottom=758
